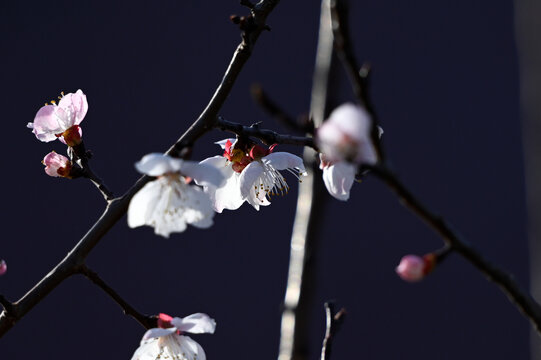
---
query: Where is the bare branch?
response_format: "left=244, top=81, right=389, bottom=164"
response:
left=69, top=142, right=114, bottom=202
left=364, top=163, right=541, bottom=335
left=0, top=0, right=280, bottom=338
left=320, top=303, right=346, bottom=360
left=79, top=265, right=156, bottom=330
left=216, top=117, right=317, bottom=149
left=250, top=84, right=311, bottom=133
left=330, top=0, right=385, bottom=162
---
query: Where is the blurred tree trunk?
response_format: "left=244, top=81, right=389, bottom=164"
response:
left=515, top=0, right=541, bottom=358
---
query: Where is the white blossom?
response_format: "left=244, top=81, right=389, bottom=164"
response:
left=316, top=103, right=382, bottom=201
left=128, top=153, right=223, bottom=238
left=131, top=313, right=216, bottom=360
left=198, top=139, right=307, bottom=212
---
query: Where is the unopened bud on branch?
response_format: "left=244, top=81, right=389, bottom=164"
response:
left=395, top=254, right=436, bottom=282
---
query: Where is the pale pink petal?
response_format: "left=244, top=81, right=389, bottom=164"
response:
left=42, top=151, right=71, bottom=177
left=31, top=105, right=63, bottom=142
left=262, top=152, right=306, bottom=173
left=322, top=162, right=356, bottom=201
left=58, top=90, right=88, bottom=125
left=171, top=313, right=216, bottom=334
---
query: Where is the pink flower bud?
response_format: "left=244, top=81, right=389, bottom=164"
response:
left=0, top=260, right=6, bottom=276
left=42, top=151, right=72, bottom=178
left=395, top=254, right=434, bottom=282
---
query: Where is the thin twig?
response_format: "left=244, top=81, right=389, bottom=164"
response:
left=79, top=265, right=156, bottom=329
left=216, top=117, right=317, bottom=149
left=0, top=0, right=280, bottom=338
left=278, top=1, right=333, bottom=360
left=250, top=84, right=310, bottom=133
left=329, top=0, right=384, bottom=162
left=320, top=303, right=346, bottom=360
left=69, top=142, right=114, bottom=202
left=364, top=163, right=541, bottom=334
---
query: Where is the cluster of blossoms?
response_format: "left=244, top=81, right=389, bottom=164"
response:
left=131, top=313, right=216, bottom=360
left=28, top=92, right=418, bottom=358
left=198, top=139, right=308, bottom=212
left=27, top=89, right=89, bottom=178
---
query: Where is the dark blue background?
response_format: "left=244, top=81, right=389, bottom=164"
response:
left=0, top=1, right=528, bottom=359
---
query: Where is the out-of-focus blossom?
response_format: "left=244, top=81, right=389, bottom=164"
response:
left=27, top=90, right=87, bottom=146
left=127, top=153, right=223, bottom=238
left=0, top=260, right=6, bottom=276
left=42, top=151, right=72, bottom=178
left=395, top=254, right=436, bottom=282
left=199, top=139, right=307, bottom=212
left=131, top=312, right=216, bottom=360
left=316, top=103, right=381, bottom=201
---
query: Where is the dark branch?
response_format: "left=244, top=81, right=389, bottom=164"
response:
left=250, top=84, right=311, bottom=133
left=320, top=303, right=346, bottom=360
left=364, top=163, right=541, bottom=335
left=329, top=0, right=384, bottom=162
left=0, top=295, right=14, bottom=314
left=80, top=265, right=156, bottom=330
left=70, top=142, right=114, bottom=202
left=216, top=117, right=317, bottom=149
left=0, top=0, right=280, bottom=338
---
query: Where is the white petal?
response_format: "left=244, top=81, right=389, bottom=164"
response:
left=215, top=138, right=236, bottom=149
left=135, top=153, right=183, bottom=176
left=199, top=156, right=245, bottom=213
left=178, top=336, right=207, bottom=360
left=131, top=337, right=161, bottom=360
left=127, top=180, right=163, bottom=229
left=245, top=188, right=271, bottom=210
left=239, top=161, right=264, bottom=199
left=175, top=185, right=215, bottom=229
left=327, top=103, right=371, bottom=143
left=128, top=177, right=215, bottom=238
left=322, top=162, right=356, bottom=201
left=171, top=313, right=216, bottom=334
left=181, top=161, right=224, bottom=187
left=262, top=152, right=306, bottom=173
left=131, top=334, right=206, bottom=360
left=142, top=327, right=177, bottom=340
